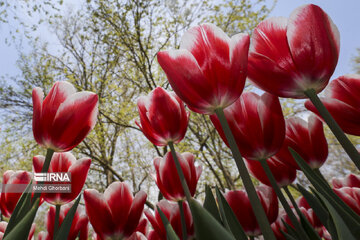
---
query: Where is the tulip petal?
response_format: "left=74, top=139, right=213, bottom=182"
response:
left=123, top=190, right=147, bottom=237
left=248, top=17, right=303, bottom=98
left=51, top=91, right=98, bottom=151
left=287, top=4, right=340, bottom=92
left=104, top=182, right=133, bottom=233
left=84, top=189, right=115, bottom=238
left=157, top=50, right=216, bottom=114
left=32, top=87, right=44, bottom=145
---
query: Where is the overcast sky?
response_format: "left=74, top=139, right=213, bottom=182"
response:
left=1, top=0, right=359, bottom=79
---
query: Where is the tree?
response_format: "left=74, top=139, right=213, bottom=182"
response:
left=0, top=0, right=273, bottom=204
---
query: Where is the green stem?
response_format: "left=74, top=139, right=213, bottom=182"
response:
left=305, top=88, right=360, bottom=170
left=168, top=142, right=192, bottom=202
left=54, top=204, right=61, bottom=239
left=283, top=186, right=301, bottom=215
left=33, top=148, right=55, bottom=202
left=214, top=108, right=276, bottom=240
left=178, top=200, right=188, bottom=240
left=249, top=236, right=255, bottom=240
left=259, top=159, right=310, bottom=240
left=42, top=148, right=55, bottom=173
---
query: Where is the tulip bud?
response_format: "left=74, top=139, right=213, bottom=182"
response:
left=0, top=170, right=32, bottom=218
left=136, top=87, right=189, bottom=146
left=33, top=152, right=91, bottom=205
left=333, top=187, right=360, bottom=215
left=145, top=200, right=194, bottom=240
left=45, top=203, right=88, bottom=240
left=153, top=152, right=202, bottom=202
left=276, top=116, right=328, bottom=170
left=158, top=23, right=249, bottom=114
left=32, top=81, right=98, bottom=152
left=305, top=74, right=360, bottom=136
left=211, top=92, right=285, bottom=160
left=225, top=185, right=278, bottom=236
left=248, top=4, right=339, bottom=98
left=84, top=182, right=147, bottom=239
left=332, top=173, right=360, bottom=189
left=245, top=156, right=297, bottom=187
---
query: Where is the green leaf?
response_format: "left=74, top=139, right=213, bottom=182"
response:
left=157, top=206, right=179, bottom=240
left=55, top=196, right=81, bottom=240
left=281, top=230, right=298, bottom=240
left=298, top=213, right=321, bottom=240
left=3, top=199, right=39, bottom=240
left=297, top=185, right=338, bottom=240
left=215, top=187, right=247, bottom=240
left=297, top=185, right=329, bottom=226
left=281, top=220, right=299, bottom=239
left=316, top=191, right=357, bottom=240
left=4, top=181, right=33, bottom=237
left=189, top=198, right=235, bottom=240
left=203, top=185, right=221, bottom=223
left=290, top=148, right=360, bottom=236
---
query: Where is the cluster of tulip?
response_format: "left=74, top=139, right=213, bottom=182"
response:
left=1, top=3, right=360, bottom=240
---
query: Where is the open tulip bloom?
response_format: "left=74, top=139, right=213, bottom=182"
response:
left=157, top=23, right=249, bottom=115
left=33, top=152, right=91, bottom=206
left=32, top=81, right=98, bottom=152
left=84, top=182, right=147, bottom=240
left=5, top=3, right=360, bottom=240
left=248, top=4, right=339, bottom=99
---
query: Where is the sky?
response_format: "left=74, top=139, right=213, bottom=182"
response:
left=1, top=0, right=360, bottom=79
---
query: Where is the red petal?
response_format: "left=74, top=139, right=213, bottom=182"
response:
left=248, top=17, right=303, bottom=98
left=84, top=189, right=115, bottom=238
left=123, top=190, right=147, bottom=236
left=33, top=155, right=45, bottom=173
left=287, top=4, right=339, bottom=92
left=41, top=82, right=76, bottom=146
left=51, top=91, right=98, bottom=151
left=157, top=50, right=216, bottom=114
left=104, top=182, right=133, bottom=233
left=32, top=87, right=44, bottom=146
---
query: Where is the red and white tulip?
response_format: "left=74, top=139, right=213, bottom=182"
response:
left=32, top=81, right=98, bottom=152
left=33, top=152, right=91, bottom=205
left=84, top=182, right=147, bottom=240
left=248, top=4, right=340, bottom=98
left=157, top=23, right=249, bottom=114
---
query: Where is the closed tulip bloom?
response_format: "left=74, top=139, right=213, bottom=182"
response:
left=153, top=152, right=202, bottom=201
left=225, top=185, right=278, bottom=236
left=145, top=200, right=194, bottom=240
left=84, top=182, right=147, bottom=240
left=0, top=170, right=32, bottom=218
left=157, top=23, right=249, bottom=114
left=272, top=206, right=323, bottom=240
left=33, top=152, right=91, bottom=205
left=0, top=222, right=35, bottom=240
left=245, top=156, right=297, bottom=187
left=211, top=92, right=285, bottom=160
left=296, top=197, right=322, bottom=229
left=333, top=187, right=360, bottom=215
left=45, top=203, right=88, bottom=240
left=32, top=81, right=98, bottom=152
left=276, top=116, right=328, bottom=170
left=305, top=74, right=360, bottom=136
left=136, top=87, right=189, bottom=146
left=332, top=173, right=360, bottom=188
left=248, top=4, right=340, bottom=98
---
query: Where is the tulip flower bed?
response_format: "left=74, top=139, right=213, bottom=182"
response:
left=1, top=3, right=360, bottom=240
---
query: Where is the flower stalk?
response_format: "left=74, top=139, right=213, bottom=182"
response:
left=305, top=88, right=360, bottom=170
left=214, top=108, right=276, bottom=240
